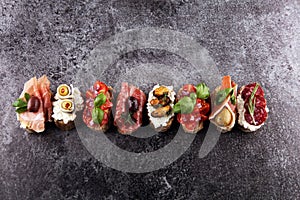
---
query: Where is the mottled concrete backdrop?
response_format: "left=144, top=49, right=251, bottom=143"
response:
left=0, top=0, right=299, bottom=199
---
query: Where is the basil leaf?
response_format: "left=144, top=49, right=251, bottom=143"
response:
left=216, top=88, right=233, bottom=104
left=189, top=92, right=197, bottom=100
left=16, top=107, right=28, bottom=114
left=196, top=83, right=210, bottom=99
left=94, top=93, right=106, bottom=107
left=92, top=107, right=104, bottom=124
left=25, top=93, right=31, bottom=102
left=12, top=99, right=27, bottom=108
left=173, top=103, right=181, bottom=113
left=174, top=96, right=195, bottom=114
left=230, top=92, right=236, bottom=105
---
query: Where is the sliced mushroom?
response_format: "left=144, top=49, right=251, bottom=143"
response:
left=151, top=105, right=172, bottom=118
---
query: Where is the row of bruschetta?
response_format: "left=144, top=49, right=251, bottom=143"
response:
left=13, top=75, right=268, bottom=134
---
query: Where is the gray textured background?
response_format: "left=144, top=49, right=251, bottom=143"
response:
left=1, top=0, right=300, bottom=199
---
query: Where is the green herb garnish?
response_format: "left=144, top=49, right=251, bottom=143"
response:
left=230, top=92, right=236, bottom=105
left=92, top=93, right=107, bottom=124
left=94, top=92, right=106, bottom=107
left=92, top=107, right=104, bottom=124
left=121, top=113, right=136, bottom=125
left=173, top=93, right=197, bottom=114
left=216, top=88, right=232, bottom=104
left=12, top=93, right=30, bottom=114
left=216, top=87, right=236, bottom=105
left=196, top=83, right=210, bottom=100
left=248, top=83, right=259, bottom=125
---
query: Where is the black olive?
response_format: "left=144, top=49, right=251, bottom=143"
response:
left=128, top=96, right=139, bottom=114
left=27, top=96, right=40, bottom=112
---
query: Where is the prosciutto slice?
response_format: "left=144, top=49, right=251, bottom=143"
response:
left=114, top=82, right=146, bottom=134
left=17, top=75, right=52, bottom=133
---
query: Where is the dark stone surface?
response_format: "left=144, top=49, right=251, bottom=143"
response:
left=1, top=0, right=299, bottom=199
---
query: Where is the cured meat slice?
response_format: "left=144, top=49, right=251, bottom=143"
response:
left=114, top=82, right=146, bottom=134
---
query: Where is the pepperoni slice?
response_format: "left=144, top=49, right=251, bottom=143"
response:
left=241, top=83, right=265, bottom=100
left=177, top=84, right=196, bottom=99
left=244, top=105, right=268, bottom=125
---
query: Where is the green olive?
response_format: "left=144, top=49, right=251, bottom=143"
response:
left=60, top=100, right=74, bottom=112
left=215, top=108, right=232, bottom=127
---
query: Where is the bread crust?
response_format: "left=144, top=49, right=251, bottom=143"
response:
left=55, top=120, right=75, bottom=131
left=150, top=116, right=174, bottom=133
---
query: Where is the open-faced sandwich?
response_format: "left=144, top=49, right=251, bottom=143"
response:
left=237, top=83, right=269, bottom=132
left=52, top=84, right=84, bottom=131
left=114, top=82, right=146, bottom=134
left=12, top=75, right=52, bottom=133
left=147, top=84, right=176, bottom=132
left=83, top=81, right=113, bottom=132
left=209, top=75, right=238, bottom=133
left=174, top=83, right=210, bottom=133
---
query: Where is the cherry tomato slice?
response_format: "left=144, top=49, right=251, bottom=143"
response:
left=100, top=112, right=109, bottom=126
left=93, top=81, right=108, bottom=94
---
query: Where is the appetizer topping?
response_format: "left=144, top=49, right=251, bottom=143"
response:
left=121, top=112, right=137, bottom=125
left=92, top=93, right=106, bottom=124
left=13, top=93, right=41, bottom=113
left=14, top=75, right=52, bottom=133
left=214, top=108, right=232, bottom=126
left=120, top=96, right=139, bottom=125
left=58, top=84, right=71, bottom=97
left=12, top=93, right=31, bottom=114
left=83, top=81, right=113, bottom=129
left=147, top=84, right=176, bottom=129
left=128, top=96, right=139, bottom=114
left=195, top=83, right=210, bottom=100
left=60, top=100, right=74, bottom=113
left=114, top=82, right=146, bottom=134
left=176, top=83, right=210, bottom=133
left=93, top=81, right=108, bottom=94
left=151, top=105, right=172, bottom=117
left=209, top=76, right=237, bottom=132
left=53, top=84, right=84, bottom=125
left=173, top=94, right=196, bottom=114
left=247, top=83, right=259, bottom=125
left=237, top=82, right=268, bottom=131
left=27, top=96, right=40, bottom=112
left=216, top=88, right=236, bottom=105
left=153, top=86, right=169, bottom=97
left=174, top=83, right=209, bottom=114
